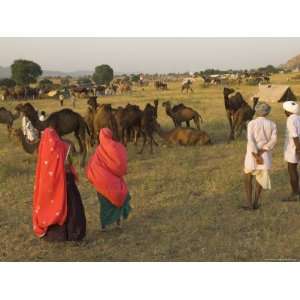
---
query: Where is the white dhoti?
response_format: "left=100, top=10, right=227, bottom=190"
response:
left=244, top=169, right=271, bottom=190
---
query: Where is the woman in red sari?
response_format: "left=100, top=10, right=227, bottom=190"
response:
left=33, top=126, right=86, bottom=241
left=86, top=128, right=131, bottom=231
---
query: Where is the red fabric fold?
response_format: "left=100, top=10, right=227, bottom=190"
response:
left=86, top=128, right=128, bottom=207
left=32, top=128, right=72, bottom=237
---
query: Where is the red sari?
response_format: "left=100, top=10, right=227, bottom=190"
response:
left=33, top=128, right=71, bottom=238
left=86, top=128, right=128, bottom=208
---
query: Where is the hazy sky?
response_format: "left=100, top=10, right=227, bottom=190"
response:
left=1, top=38, right=300, bottom=73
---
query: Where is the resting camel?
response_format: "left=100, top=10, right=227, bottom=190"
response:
left=16, top=103, right=90, bottom=167
left=223, top=87, right=247, bottom=140
left=93, top=104, right=119, bottom=142
left=0, top=107, right=20, bottom=136
left=232, top=97, right=259, bottom=138
left=154, top=123, right=211, bottom=146
left=162, top=101, right=202, bottom=129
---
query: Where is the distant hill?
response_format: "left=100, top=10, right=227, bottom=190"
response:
left=282, top=54, right=300, bottom=70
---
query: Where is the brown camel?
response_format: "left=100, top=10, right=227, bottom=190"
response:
left=13, top=128, right=39, bottom=154
left=154, top=123, right=211, bottom=146
left=0, top=107, right=20, bottom=136
left=232, top=97, right=259, bottom=138
left=16, top=103, right=90, bottom=167
left=138, top=103, right=159, bottom=154
left=119, top=103, right=143, bottom=146
left=162, top=101, right=202, bottom=129
left=93, top=104, right=119, bottom=143
left=13, top=128, right=77, bottom=155
left=223, top=87, right=248, bottom=140
left=85, top=96, right=100, bottom=146
left=181, top=79, right=193, bottom=94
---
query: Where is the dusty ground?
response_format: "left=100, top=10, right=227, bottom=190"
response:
left=1, top=73, right=300, bottom=261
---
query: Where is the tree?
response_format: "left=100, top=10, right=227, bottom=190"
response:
left=92, top=64, right=114, bottom=85
left=39, top=78, right=53, bottom=89
left=78, top=77, right=93, bottom=86
left=130, top=74, right=140, bottom=82
left=0, top=78, right=16, bottom=88
left=11, top=59, right=42, bottom=86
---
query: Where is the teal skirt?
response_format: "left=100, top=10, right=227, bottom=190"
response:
left=97, top=193, right=131, bottom=227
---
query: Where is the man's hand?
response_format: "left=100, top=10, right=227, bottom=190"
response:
left=252, top=152, right=264, bottom=165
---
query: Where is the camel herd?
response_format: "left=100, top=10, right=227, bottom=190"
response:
left=0, top=86, right=261, bottom=167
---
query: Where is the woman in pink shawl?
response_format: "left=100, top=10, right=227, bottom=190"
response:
left=86, top=128, right=131, bottom=231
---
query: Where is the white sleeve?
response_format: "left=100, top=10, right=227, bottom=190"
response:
left=247, top=122, right=257, bottom=153
left=287, top=117, right=299, bottom=138
left=262, top=123, right=277, bottom=151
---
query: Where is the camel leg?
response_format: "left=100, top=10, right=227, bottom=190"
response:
left=74, top=132, right=83, bottom=154
left=186, top=121, right=190, bottom=128
left=150, top=135, right=153, bottom=154
left=138, top=131, right=147, bottom=154
left=226, top=111, right=234, bottom=140
left=194, top=117, right=200, bottom=130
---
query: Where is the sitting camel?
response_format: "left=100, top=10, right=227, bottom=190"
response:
left=162, top=101, right=202, bottom=129
left=0, top=107, right=20, bottom=136
left=154, top=122, right=211, bottom=146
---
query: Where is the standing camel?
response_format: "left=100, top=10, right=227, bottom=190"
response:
left=162, top=101, right=202, bottom=129
left=223, top=87, right=247, bottom=140
left=232, top=97, right=259, bottom=138
left=181, top=79, right=193, bottom=94
left=16, top=103, right=90, bottom=167
left=0, top=107, right=20, bottom=136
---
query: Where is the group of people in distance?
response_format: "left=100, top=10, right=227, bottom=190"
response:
left=33, top=126, right=131, bottom=241
left=243, top=100, right=300, bottom=210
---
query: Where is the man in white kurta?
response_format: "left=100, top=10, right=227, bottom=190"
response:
left=282, top=101, right=300, bottom=201
left=244, top=102, right=277, bottom=209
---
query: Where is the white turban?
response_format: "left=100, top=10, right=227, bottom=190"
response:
left=283, top=101, right=299, bottom=114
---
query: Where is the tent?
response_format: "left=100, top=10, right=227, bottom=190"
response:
left=253, top=84, right=297, bottom=103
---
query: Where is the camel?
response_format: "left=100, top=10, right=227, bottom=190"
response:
left=162, top=101, right=202, bottom=129
left=154, top=81, right=168, bottom=90
left=181, top=79, right=193, bottom=94
left=16, top=103, right=90, bottom=167
left=85, top=96, right=100, bottom=145
left=13, top=128, right=39, bottom=154
left=232, top=97, right=259, bottom=138
left=119, top=103, right=143, bottom=146
left=0, top=107, right=20, bottom=136
left=138, top=103, right=159, bottom=154
left=93, top=104, right=119, bottom=142
left=223, top=87, right=248, bottom=140
left=154, top=123, right=211, bottom=146
left=118, top=82, right=132, bottom=94
left=13, top=128, right=77, bottom=155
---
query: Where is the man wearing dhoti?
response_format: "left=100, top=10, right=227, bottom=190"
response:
left=282, top=101, right=300, bottom=202
left=243, top=102, right=277, bottom=210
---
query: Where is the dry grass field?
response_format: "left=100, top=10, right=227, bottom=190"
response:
left=2, top=73, right=300, bottom=261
